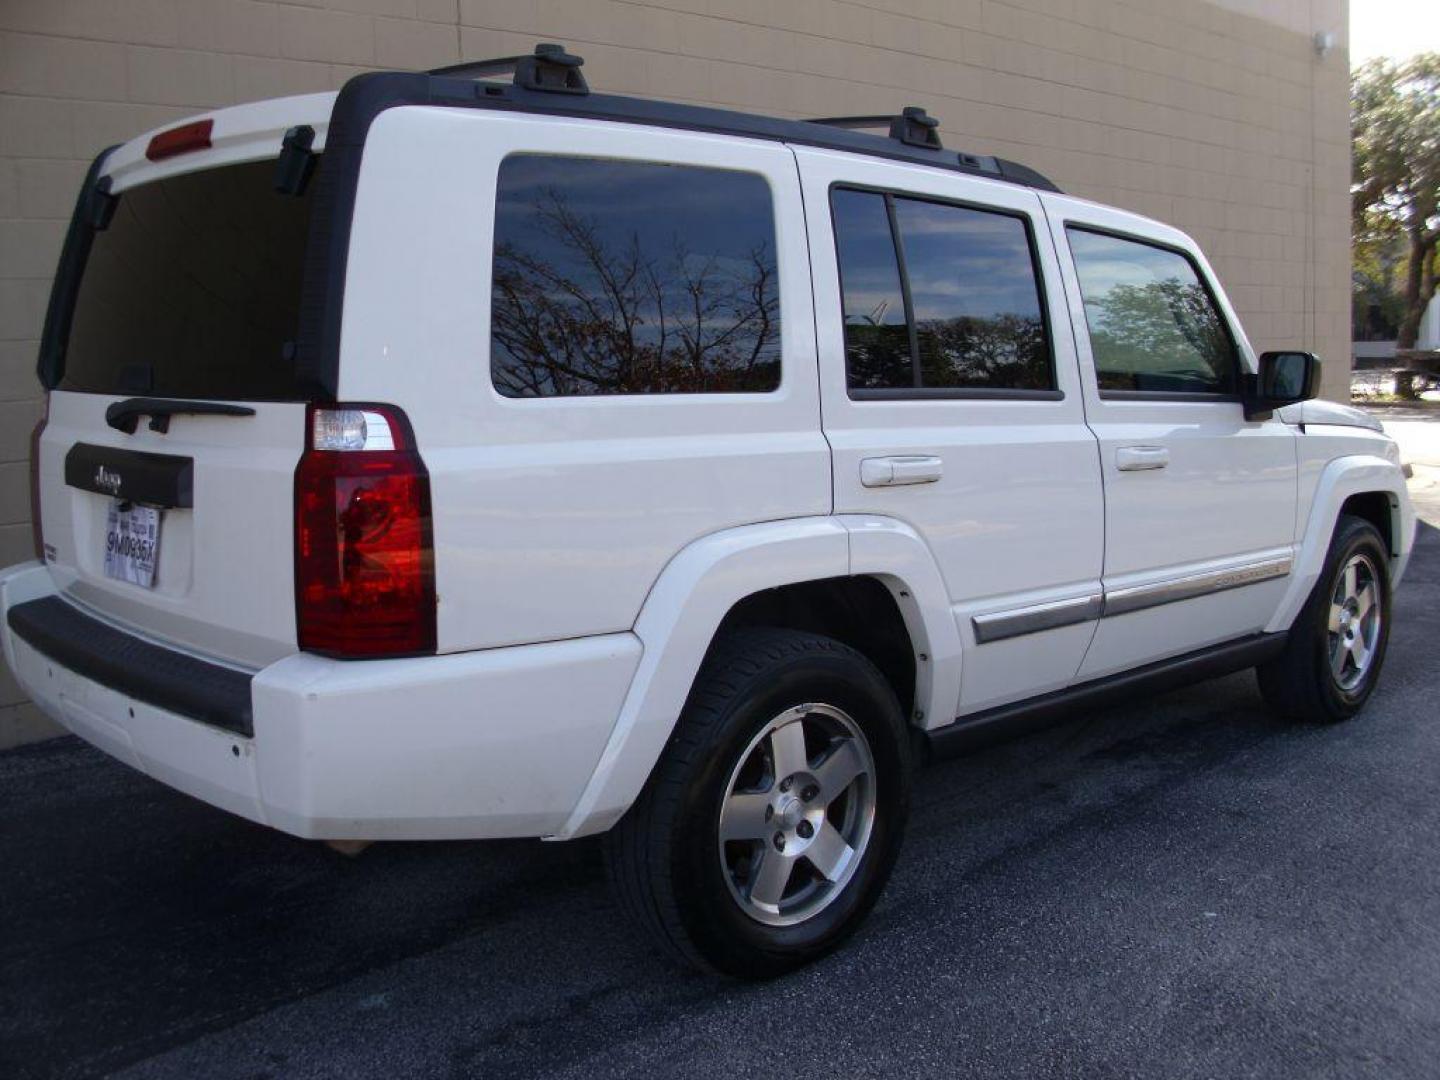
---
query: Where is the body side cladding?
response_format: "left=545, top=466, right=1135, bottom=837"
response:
left=1266, top=454, right=1415, bottom=635
left=552, top=515, right=962, bottom=840
left=550, top=517, right=850, bottom=840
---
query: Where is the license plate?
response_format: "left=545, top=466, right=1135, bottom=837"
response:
left=104, top=502, right=161, bottom=588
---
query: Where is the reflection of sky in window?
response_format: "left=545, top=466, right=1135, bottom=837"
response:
left=832, top=190, right=906, bottom=326
left=495, top=154, right=774, bottom=278
left=1067, top=228, right=1198, bottom=303
left=894, top=199, right=1042, bottom=324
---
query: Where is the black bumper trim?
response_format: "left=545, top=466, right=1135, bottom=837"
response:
left=6, top=597, right=254, bottom=737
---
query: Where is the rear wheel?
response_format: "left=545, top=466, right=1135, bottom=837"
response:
left=1258, top=515, right=1391, bottom=723
left=604, top=628, right=911, bottom=978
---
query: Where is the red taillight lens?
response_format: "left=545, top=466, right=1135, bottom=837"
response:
left=294, top=405, right=436, bottom=658
left=145, top=119, right=213, bottom=161
left=29, top=393, right=48, bottom=560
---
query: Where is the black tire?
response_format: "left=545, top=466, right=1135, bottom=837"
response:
left=1258, top=514, right=1392, bottom=723
left=604, top=627, right=911, bottom=978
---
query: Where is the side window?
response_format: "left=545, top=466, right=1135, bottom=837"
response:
left=491, top=155, right=781, bottom=397
left=832, top=189, right=912, bottom=389
left=831, top=188, right=1054, bottom=395
left=1066, top=227, right=1238, bottom=395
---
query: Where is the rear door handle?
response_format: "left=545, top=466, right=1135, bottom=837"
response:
left=1116, top=445, right=1170, bottom=472
left=860, top=455, right=943, bottom=487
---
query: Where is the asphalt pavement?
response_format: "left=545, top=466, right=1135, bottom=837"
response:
left=3, top=528, right=1439, bottom=1079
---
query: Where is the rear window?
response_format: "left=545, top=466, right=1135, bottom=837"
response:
left=58, top=160, right=317, bottom=400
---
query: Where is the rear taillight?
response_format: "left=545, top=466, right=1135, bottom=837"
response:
left=294, top=404, right=436, bottom=658
left=29, top=393, right=48, bottom=560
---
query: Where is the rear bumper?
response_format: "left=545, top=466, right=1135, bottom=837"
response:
left=1, top=561, right=641, bottom=840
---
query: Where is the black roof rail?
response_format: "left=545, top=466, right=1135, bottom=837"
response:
left=429, top=42, right=588, bottom=95
left=808, top=106, right=943, bottom=150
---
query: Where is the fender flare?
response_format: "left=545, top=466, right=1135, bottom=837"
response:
left=1264, top=454, right=1414, bottom=635
left=550, top=515, right=958, bottom=839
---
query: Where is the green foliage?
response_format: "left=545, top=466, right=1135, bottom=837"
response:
left=1352, top=54, right=1440, bottom=348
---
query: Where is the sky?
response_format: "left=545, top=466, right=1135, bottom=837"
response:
left=1350, top=0, right=1440, bottom=65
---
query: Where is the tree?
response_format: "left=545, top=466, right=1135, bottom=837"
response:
left=1352, top=54, right=1440, bottom=351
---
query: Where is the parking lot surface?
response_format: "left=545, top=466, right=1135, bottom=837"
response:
left=3, top=522, right=1439, bottom=1079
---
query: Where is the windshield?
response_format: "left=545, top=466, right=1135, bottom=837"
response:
left=58, top=159, right=318, bottom=401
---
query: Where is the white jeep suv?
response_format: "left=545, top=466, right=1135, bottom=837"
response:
left=1, top=46, right=1415, bottom=977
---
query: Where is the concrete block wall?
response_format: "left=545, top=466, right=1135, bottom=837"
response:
left=0, top=0, right=1351, bottom=748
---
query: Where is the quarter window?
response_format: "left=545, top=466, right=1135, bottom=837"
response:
left=1066, top=228, right=1237, bottom=395
left=490, top=155, right=781, bottom=397
left=832, top=189, right=1054, bottom=394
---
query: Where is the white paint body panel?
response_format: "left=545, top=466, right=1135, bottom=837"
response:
left=339, top=109, right=830, bottom=651
left=1040, top=193, right=1303, bottom=679
left=794, top=147, right=1105, bottom=718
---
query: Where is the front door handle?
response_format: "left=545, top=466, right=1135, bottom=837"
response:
left=1116, top=445, right=1170, bottom=472
left=860, top=455, right=943, bottom=487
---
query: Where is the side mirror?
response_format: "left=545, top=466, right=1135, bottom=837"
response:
left=1246, top=351, right=1320, bottom=420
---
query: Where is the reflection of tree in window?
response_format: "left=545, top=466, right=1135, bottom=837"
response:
left=832, top=189, right=1052, bottom=392
left=490, top=157, right=781, bottom=397
left=1067, top=229, right=1235, bottom=394
left=915, top=313, right=1047, bottom=388
left=1085, top=280, right=1233, bottom=392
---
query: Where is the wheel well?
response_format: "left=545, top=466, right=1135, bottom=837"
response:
left=1340, top=492, right=1394, bottom=555
left=716, top=577, right=917, bottom=720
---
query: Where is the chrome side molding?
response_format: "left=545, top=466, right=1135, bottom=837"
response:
left=1102, top=556, right=1293, bottom=618
left=972, top=593, right=1103, bottom=644
left=970, top=555, right=1294, bottom=644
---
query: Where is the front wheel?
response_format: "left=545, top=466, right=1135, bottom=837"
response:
left=1258, top=514, right=1392, bottom=723
left=604, top=628, right=911, bottom=978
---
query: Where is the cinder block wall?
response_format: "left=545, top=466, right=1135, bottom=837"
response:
left=0, top=0, right=1351, bottom=748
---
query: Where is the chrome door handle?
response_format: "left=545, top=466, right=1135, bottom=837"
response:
left=1116, top=446, right=1169, bottom=472
left=860, top=455, right=943, bottom=487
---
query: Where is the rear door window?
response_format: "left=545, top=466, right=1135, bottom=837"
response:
left=490, top=154, right=782, bottom=397
left=832, top=188, right=1054, bottom=396
left=60, top=160, right=319, bottom=401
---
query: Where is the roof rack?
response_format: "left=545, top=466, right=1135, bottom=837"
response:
left=406, top=43, right=1058, bottom=192
left=808, top=106, right=943, bottom=150
left=429, top=42, right=588, bottom=95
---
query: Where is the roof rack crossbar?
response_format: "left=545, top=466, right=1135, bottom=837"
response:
left=808, top=106, right=943, bottom=149
left=429, top=42, right=588, bottom=95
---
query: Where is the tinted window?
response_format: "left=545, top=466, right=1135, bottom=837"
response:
left=1067, top=228, right=1237, bottom=394
left=491, top=155, right=781, bottom=397
left=61, top=160, right=317, bottom=400
left=895, top=198, right=1050, bottom=391
left=832, top=189, right=912, bottom=390
left=832, top=189, right=1052, bottom=393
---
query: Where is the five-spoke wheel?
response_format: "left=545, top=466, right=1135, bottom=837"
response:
left=1328, top=553, right=1382, bottom=692
left=718, top=704, right=876, bottom=926
left=1259, top=514, right=1392, bottom=723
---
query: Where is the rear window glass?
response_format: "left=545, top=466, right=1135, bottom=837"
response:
left=490, top=154, right=781, bottom=397
left=59, top=160, right=317, bottom=400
